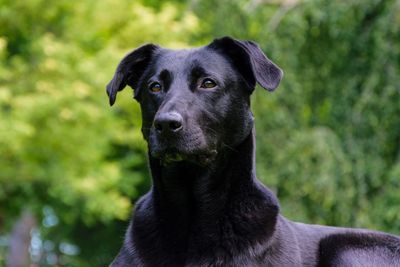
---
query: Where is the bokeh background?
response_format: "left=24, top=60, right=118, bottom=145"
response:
left=0, top=0, right=399, bottom=266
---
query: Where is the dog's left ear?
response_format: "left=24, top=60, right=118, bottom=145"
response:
left=106, top=44, right=159, bottom=106
left=208, top=37, right=283, bottom=92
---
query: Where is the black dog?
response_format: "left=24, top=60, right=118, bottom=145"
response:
left=106, top=37, right=400, bottom=266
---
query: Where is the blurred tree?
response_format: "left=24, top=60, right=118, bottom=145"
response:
left=7, top=211, right=35, bottom=267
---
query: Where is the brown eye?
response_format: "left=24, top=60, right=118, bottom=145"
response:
left=149, top=82, right=162, bottom=93
left=201, top=79, right=217, bottom=89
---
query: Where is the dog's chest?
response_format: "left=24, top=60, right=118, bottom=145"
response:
left=132, top=217, right=283, bottom=267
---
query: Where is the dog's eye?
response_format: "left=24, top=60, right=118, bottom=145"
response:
left=201, top=79, right=217, bottom=89
left=149, top=82, right=162, bottom=93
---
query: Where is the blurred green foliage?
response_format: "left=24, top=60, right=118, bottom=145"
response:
left=0, top=0, right=399, bottom=266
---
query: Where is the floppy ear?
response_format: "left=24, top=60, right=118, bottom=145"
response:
left=106, top=44, right=159, bottom=106
left=208, top=36, right=283, bottom=92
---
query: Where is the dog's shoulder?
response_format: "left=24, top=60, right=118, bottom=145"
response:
left=317, top=231, right=400, bottom=266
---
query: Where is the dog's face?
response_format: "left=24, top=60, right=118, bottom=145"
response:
left=107, top=37, right=282, bottom=165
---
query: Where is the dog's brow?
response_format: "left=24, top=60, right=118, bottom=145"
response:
left=190, top=66, right=206, bottom=78
left=158, top=69, right=172, bottom=89
left=159, top=69, right=171, bottom=81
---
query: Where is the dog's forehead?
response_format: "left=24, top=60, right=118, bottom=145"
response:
left=153, top=47, right=233, bottom=75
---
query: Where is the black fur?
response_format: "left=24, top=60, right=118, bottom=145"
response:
left=106, top=37, right=400, bottom=267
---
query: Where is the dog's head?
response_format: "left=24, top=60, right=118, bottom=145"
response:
left=106, top=37, right=282, bottom=165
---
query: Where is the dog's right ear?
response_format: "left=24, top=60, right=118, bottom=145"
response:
left=208, top=37, right=283, bottom=92
left=106, top=44, right=159, bottom=106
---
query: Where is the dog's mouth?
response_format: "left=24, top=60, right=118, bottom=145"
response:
left=148, top=126, right=219, bottom=166
left=151, top=147, right=218, bottom=166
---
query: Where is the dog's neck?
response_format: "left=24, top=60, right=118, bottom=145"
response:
left=149, top=129, right=258, bottom=210
left=137, top=129, right=279, bottom=262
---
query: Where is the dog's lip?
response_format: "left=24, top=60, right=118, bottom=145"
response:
left=153, top=148, right=184, bottom=163
left=151, top=147, right=179, bottom=158
left=151, top=147, right=218, bottom=166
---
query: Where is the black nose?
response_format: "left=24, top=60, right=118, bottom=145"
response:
left=154, top=112, right=183, bottom=134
